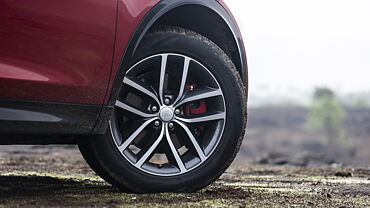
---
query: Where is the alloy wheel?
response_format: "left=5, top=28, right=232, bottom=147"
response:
left=109, top=53, right=226, bottom=176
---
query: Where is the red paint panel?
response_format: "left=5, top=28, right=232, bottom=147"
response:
left=103, top=0, right=160, bottom=104
left=0, top=0, right=117, bottom=104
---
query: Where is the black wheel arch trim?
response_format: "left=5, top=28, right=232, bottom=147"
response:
left=93, top=0, right=248, bottom=134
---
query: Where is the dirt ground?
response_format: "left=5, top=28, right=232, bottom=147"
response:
left=0, top=145, right=369, bottom=208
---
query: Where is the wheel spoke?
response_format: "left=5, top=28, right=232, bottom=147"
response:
left=173, top=57, right=191, bottom=105
left=158, top=54, right=168, bottom=105
left=115, top=100, right=156, bottom=118
left=174, top=121, right=206, bottom=161
left=165, top=124, right=186, bottom=172
left=135, top=124, right=165, bottom=168
left=118, top=118, right=157, bottom=152
left=176, top=112, right=225, bottom=123
left=174, top=87, right=222, bottom=108
left=123, top=77, right=160, bottom=106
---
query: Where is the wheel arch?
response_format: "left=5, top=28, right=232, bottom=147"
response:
left=93, top=0, right=248, bottom=134
left=151, top=4, right=246, bottom=84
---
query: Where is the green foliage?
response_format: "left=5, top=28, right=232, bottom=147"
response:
left=313, top=87, right=335, bottom=99
left=307, top=87, right=346, bottom=141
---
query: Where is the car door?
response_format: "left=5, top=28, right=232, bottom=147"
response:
left=0, top=0, right=117, bottom=105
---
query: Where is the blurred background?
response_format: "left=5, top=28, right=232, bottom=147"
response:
left=225, top=0, right=370, bottom=168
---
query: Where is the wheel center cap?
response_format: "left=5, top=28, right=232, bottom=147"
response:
left=159, top=107, right=174, bottom=122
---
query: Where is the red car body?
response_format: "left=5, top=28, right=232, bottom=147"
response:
left=0, top=0, right=247, bottom=141
left=0, top=0, right=159, bottom=104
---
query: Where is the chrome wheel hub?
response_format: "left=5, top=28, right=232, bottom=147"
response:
left=159, top=107, right=174, bottom=122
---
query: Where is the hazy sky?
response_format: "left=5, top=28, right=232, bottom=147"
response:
left=224, top=0, right=370, bottom=99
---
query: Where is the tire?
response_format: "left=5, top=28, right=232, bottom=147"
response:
left=78, top=27, right=247, bottom=193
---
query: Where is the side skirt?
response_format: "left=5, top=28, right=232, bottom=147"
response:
left=0, top=99, right=102, bottom=135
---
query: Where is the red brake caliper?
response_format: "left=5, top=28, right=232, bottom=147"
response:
left=184, top=84, right=207, bottom=132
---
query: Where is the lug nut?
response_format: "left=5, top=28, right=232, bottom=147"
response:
left=164, top=98, right=171, bottom=105
left=154, top=120, right=161, bottom=127
left=168, top=122, right=174, bottom=129
left=151, top=106, right=158, bottom=112
left=174, top=109, right=181, bottom=115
